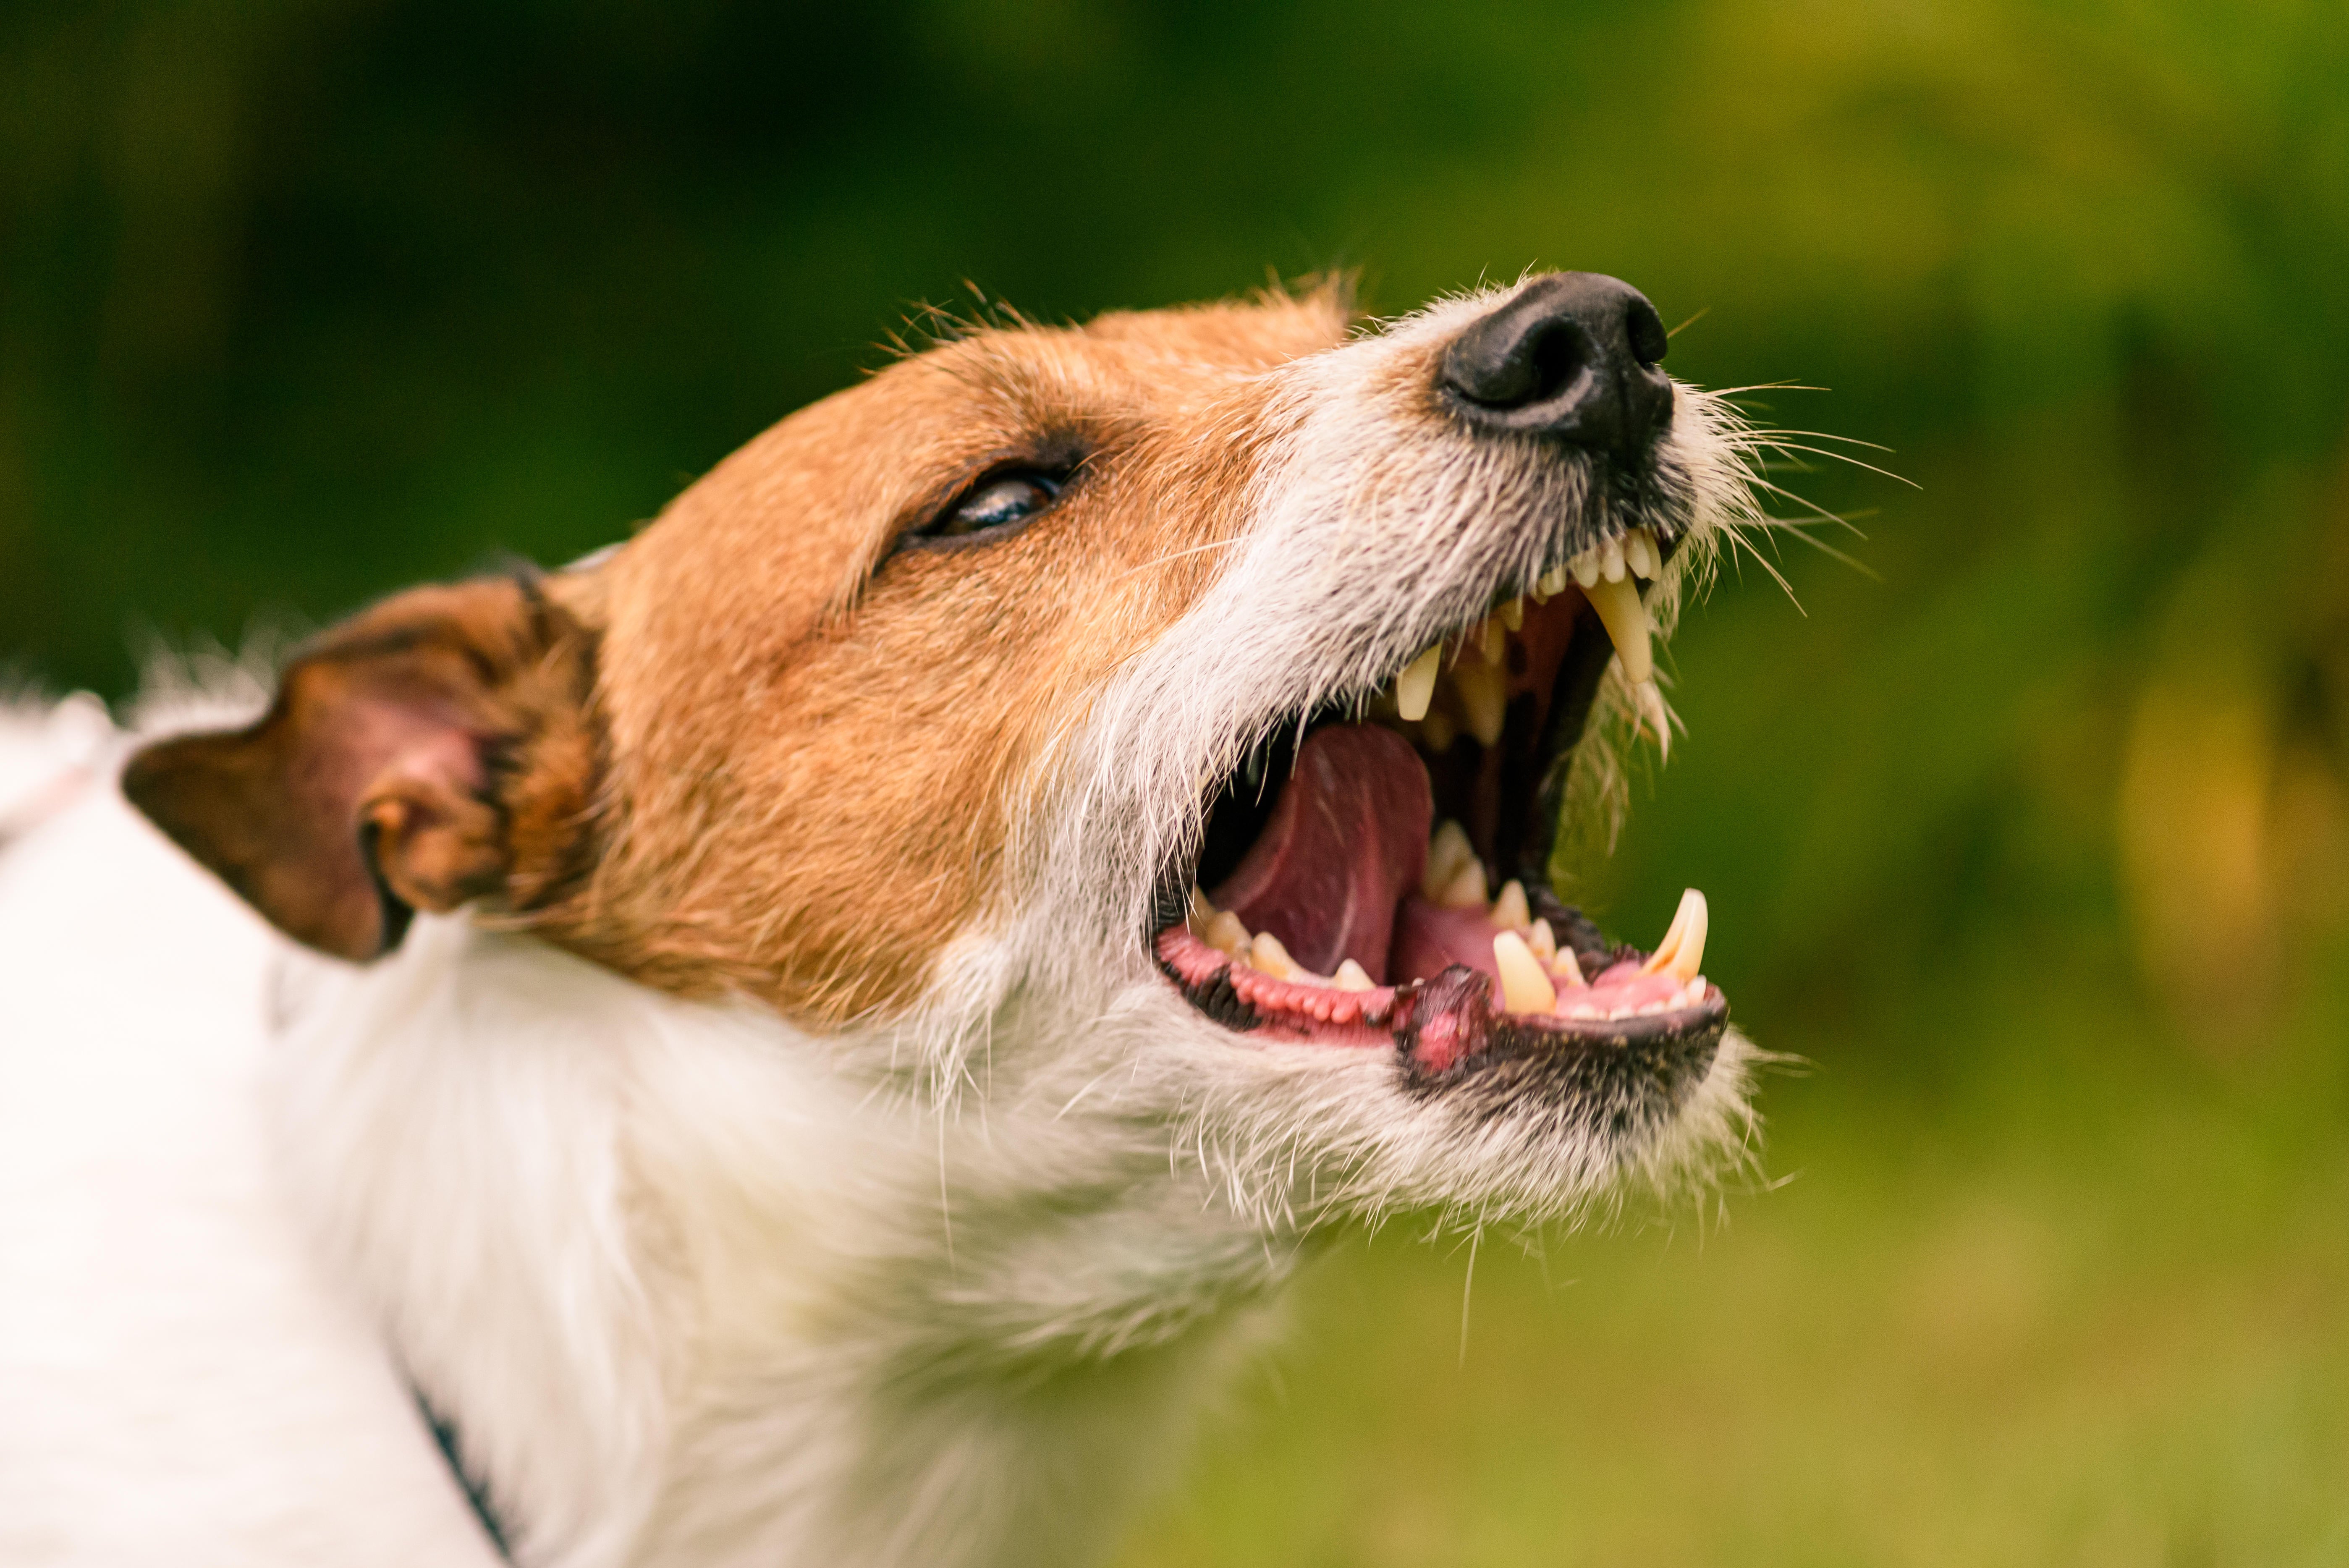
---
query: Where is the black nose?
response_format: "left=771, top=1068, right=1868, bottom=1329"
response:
left=1439, top=272, right=1673, bottom=458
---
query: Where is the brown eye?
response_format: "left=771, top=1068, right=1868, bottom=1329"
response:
left=901, top=468, right=1066, bottom=552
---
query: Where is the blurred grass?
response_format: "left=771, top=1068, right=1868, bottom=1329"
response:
left=6, top=0, right=2349, bottom=1560
left=1121, top=999, right=2349, bottom=1567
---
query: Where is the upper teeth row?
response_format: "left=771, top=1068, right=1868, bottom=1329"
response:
left=1385, top=525, right=1671, bottom=757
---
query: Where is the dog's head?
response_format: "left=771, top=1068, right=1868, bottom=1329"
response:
left=127, top=273, right=1763, bottom=1234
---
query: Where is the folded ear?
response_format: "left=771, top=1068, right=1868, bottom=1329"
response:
left=123, top=576, right=600, bottom=961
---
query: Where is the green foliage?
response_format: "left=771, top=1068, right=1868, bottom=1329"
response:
left=5, top=1, right=2346, bottom=1558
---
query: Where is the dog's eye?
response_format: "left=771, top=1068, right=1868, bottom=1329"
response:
left=899, top=467, right=1066, bottom=552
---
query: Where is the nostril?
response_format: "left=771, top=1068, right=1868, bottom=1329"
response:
left=1523, top=322, right=1586, bottom=406
left=1626, top=301, right=1668, bottom=370
left=1441, top=314, right=1593, bottom=411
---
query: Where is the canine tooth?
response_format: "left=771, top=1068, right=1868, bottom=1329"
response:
left=1436, top=858, right=1488, bottom=910
left=1188, top=887, right=1216, bottom=930
left=1571, top=552, right=1600, bottom=589
left=1527, top=917, right=1557, bottom=964
left=1424, top=819, right=1476, bottom=898
left=1333, top=959, right=1375, bottom=991
left=1420, top=709, right=1457, bottom=753
left=1452, top=657, right=1507, bottom=747
left=1601, top=537, right=1627, bottom=582
left=1396, top=644, right=1442, bottom=722
left=1550, top=944, right=1587, bottom=989
left=1536, top=563, right=1569, bottom=599
left=1640, top=888, right=1708, bottom=982
left=1493, top=930, right=1558, bottom=1015
left=1632, top=678, right=1671, bottom=761
left=1583, top=575, right=1653, bottom=685
left=1491, top=879, right=1530, bottom=932
left=1205, top=911, right=1252, bottom=958
left=1498, top=596, right=1524, bottom=631
left=1248, top=931, right=1299, bottom=979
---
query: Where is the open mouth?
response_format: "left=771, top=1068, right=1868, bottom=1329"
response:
left=1153, top=523, right=1729, bottom=1080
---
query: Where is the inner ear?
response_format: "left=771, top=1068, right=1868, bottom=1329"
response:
left=123, top=577, right=600, bottom=961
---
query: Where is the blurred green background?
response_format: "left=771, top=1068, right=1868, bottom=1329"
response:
left=7, top=1, right=2348, bottom=1561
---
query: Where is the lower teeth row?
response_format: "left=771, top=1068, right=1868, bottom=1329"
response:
left=1181, top=822, right=1711, bottom=1022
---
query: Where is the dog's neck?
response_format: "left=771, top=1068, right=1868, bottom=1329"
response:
left=265, top=915, right=1296, bottom=1568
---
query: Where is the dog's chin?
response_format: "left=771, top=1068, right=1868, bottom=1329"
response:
left=1138, top=481, right=1738, bottom=1202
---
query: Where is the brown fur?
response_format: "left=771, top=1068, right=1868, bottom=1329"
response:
left=129, top=288, right=1352, bottom=1023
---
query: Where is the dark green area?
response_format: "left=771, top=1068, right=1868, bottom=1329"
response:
left=7, top=2, right=2348, bottom=1560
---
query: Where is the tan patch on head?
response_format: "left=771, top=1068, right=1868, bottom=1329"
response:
left=534, top=286, right=1353, bottom=1022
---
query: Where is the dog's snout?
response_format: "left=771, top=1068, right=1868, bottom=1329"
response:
left=1439, top=272, right=1674, bottom=458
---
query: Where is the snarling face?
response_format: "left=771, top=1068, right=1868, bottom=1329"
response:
left=128, top=273, right=1768, bottom=1235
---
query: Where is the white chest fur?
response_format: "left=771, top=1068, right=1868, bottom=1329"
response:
left=267, top=916, right=1296, bottom=1568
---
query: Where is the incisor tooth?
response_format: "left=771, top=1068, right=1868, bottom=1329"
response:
left=1205, top=910, right=1252, bottom=958
left=1493, top=930, right=1558, bottom=1015
left=1436, top=857, right=1489, bottom=910
left=1477, top=615, right=1506, bottom=665
left=1551, top=943, right=1587, bottom=989
left=1333, top=958, right=1375, bottom=991
left=1625, top=530, right=1663, bottom=580
left=1640, top=888, right=1708, bottom=982
left=1632, top=678, right=1671, bottom=761
left=1632, top=527, right=1662, bottom=579
left=1601, top=537, right=1626, bottom=582
left=1492, top=879, right=1530, bottom=932
left=1188, top=887, right=1215, bottom=930
left=1451, top=656, right=1507, bottom=747
left=1498, top=596, right=1524, bottom=631
left=1395, top=644, right=1442, bottom=722
left=1424, top=819, right=1475, bottom=898
left=1583, top=575, right=1653, bottom=685
left=1248, top=931, right=1299, bottom=979
left=1527, top=916, right=1557, bottom=964
left=1537, top=563, right=1569, bottom=599
left=1571, top=552, right=1600, bottom=589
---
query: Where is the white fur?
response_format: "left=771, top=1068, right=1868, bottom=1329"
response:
left=0, top=283, right=1764, bottom=1566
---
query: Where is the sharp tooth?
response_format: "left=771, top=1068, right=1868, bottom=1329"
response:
left=1491, top=879, right=1530, bottom=932
left=1498, top=596, right=1524, bottom=631
left=1188, top=887, right=1216, bottom=930
left=1436, top=857, right=1489, bottom=910
left=1420, top=708, right=1457, bottom=753
left=1583, top=576, right=1653, bottom=685
left=1526, top=916, right=1557, bottom=964
left=1640, top=888, right=1708, bottom=981
left=1424, top=819, right=1475, bottom=898
left=1571, top=551, right=1600, bottom=588
left=1452, top=657, right=1506, bottom=747
left=1477, top=615, right=1506, bottom=665
left=1537, top=563, right=1569, bottom=599
left=1248, top=931, right=1299, bottom=979
left=1205, top=910, right=1252, bottom=958
left=1395, top=644, right=1442, bottom=722
left=1631, top=678, right=1671, bottom=761
left=1493, top=930, right=1557, bottom=1015
left=1635, top=527, right=1663, bottom=579
left=1551, top=944, right=1587, bottom=989
left=1601, top=537, right=1626, bottom=582
left=1333, top=958, right=1375, bottom=991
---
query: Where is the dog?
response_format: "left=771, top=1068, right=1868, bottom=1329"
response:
left=0, top=272, right=1767, bottom=1567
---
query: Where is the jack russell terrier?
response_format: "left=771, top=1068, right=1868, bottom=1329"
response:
left=0, top=272, right=1770, bottom=1567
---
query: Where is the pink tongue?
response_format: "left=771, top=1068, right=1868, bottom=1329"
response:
left=1208, top=725, right=1431, bottom=982
left=1388, top=896, right=1508, bottom=987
